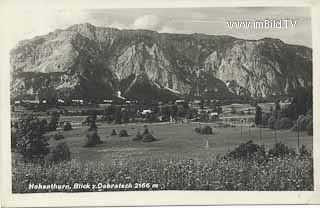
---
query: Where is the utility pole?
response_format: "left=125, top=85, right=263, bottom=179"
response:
left=259, top=114, right=262, bottom=144
left=259, top=125, right=262, bottom=144
left=297, top=118, right=300, bottom=149
left=274, top=126, right=277, bottom=143
left=205, top=139, right=209, bottom=149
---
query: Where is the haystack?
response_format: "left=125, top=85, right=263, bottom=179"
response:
left=142, top=133, right=157, bottom=142
left=119, top=129, right=129, bottom=137
left=110, top=129, right=117, bottom=136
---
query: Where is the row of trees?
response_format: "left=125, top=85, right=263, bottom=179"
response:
left=11, top=112, right=73, bottom=163
left=255, top=87, right=313, bottom=134
left=101, top=102, right=198, bottom=124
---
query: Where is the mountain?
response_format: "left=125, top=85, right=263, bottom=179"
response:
left=10, top=23, right=312, bottom=102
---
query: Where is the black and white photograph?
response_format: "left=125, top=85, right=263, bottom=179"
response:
left=1, top=0, right=320, bottom=206
left=8, top=6, right=314, bottom=192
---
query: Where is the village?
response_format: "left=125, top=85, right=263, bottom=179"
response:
left=11, top=90, right=266, bottom=126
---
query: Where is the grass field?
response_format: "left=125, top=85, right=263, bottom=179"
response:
left=12, top=122, right=313, bottom=192
left=47, top=122, right=312, bottom=164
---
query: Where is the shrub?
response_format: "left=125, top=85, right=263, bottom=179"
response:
left=195, top=126, right=213, bottom=134
left=53, top=132, right=65, bottom=141
left=268, top=115, right=276, bottom=129
left=261, top=113, right=270, bottom=127
left=110, top=129, right=117, bottom=136
left=230, top=107, right=237, bottom=114
left=84, top=128, right=102, bottom=147
left=15, top=115, right=50, bottom=162
left=268, top=142, right=296, bottom=157
left=84, top=115, right=96, bottom=126
left=40, top=119, right=48, bottom=132
left=275, top=117, right=293, bottom=129
left=292, top=113, right=312, bottom=131
left=142, top=133, right=157, bottom=142
left=119, top=129, right=129, bottom=137
left=299, top=145, right=312, bottom=158
left=227, top=140, right=266, bottom=159
left=200, top=126, right=213, bottom=134
left=63, top=122, right=72, bottom=131
left=46, top=142, right=71, bottom=164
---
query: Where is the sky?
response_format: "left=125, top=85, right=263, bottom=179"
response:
left=4, top=7, right=312, bottom=49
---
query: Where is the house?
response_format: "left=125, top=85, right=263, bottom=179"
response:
left=71, top=99, right=84, bottom=105
left=141, top=109, right=152, bottom=115
left=191, top=100, right=202, bottom=108
left=209, top=112, right=219, bottom=121
left=175, top=100, right=185, bottom=105
left=23, top=99, right=40, bottom=104
left=103, top=100, right=113, bottom=104
left=58, top=99, right=65, bottom=104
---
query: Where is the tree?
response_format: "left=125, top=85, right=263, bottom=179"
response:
left=275, top=117, right=293, bottom=129
left=183, top=101, right=189, bottom=110
left=200, top=99, right=204, bottom=110
left=231, top=106, right=237, bottom=114
left=15, top=114, right=50, bottom=162
left=255, top=106, right=262, bottom=126
left=84, top=117, right=102, bottom=147
left=170, top=104, right=178, bottom=120
left=114, top=106, right=122, bottom=124
left=281, top=104, right=298, bottom=120
left=122, top=110, right=129, bottom=123
left=46, top=142, right=71, bottom=163
left=48, top=111, right=60, bottom=131
left=63, top=122, right=72, bottom=131
left=39, top=119, right=48, bottom=131
left=270, top=106, right=273, bottom=114
left=11, top=122, right=18, bottom=150
left=160, top=104, right=171, bottom=121
left=177, top=105, right=185, bottom=117
left=289, top=87, right=312, bottom=118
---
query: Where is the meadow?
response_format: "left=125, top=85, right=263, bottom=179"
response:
left=12, top=121, right=313, bottom=192
left=48, top=122, right=312, bottom=163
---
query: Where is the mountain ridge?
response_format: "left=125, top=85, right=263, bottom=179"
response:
left=10, top=23, right=312, bottom=102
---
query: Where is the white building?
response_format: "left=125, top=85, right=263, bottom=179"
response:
left=72, top=99, right=84, bottom=104
left=175, top=100, right=185, bottom=104
left=141, top=109, right=152, bottom=115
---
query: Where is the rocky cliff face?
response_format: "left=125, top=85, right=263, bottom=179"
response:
left=10, top=23, right=312, bottom=102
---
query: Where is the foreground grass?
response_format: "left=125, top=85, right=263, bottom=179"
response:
left=12, top=155, right=313, bottom=193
